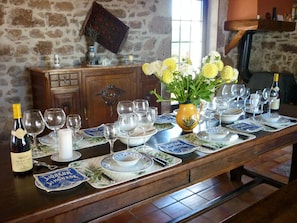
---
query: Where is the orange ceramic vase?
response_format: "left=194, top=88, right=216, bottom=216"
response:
left=176, top=103, right=200, bottom=132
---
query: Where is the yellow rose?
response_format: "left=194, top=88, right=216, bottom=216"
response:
left=162, top=69, right=174, bottom=84
left=216, top=60, right=224, bottom=71
left=201, top=63, right=218, bottom=78
left=163, top=58, right=177, bottom=72
left=221, top=65, right=235, bottom=80
left=142, top=63, right=153, bottom=75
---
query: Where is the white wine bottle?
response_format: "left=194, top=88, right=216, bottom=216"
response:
left=270, top=73, right=280, bottom=111
left=10, top=103, right=33, bottom=176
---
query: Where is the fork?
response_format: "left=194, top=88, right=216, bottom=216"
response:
left=33, top=160, right=58, bottom=171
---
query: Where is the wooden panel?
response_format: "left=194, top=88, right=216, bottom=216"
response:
left=82, top=67, right=137, bottom=127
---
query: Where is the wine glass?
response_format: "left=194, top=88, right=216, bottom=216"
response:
left=258, top=88, right=269, bottom=113
left=118, top=113, right=137, bottom=149
left=133, top=99, right=149, bottom=114
left=241, top=87, right=250, bottom=116
left=221, top=84, right=235, bottom=105
left=22, top=109, right=45, bottom=150
left=103, top=123, right=117, bottom=154
left=44, top=108, right=66, bottom=141
left=250, top=93, right=261, bottom=120
left=117, top=100, right=135, bottom=116
left=231, top=84, right=246, bottom=107
left=213, top=96, right=229, bottom=127
left=66, top=114, right=81, bottom=141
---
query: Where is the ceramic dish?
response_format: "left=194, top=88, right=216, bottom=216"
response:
left=155, top=114, right=176, bottom=124
left=206, top=127, right=229, bottom=140
left=51, top=151, right=81, bottom=163
left=101, top=153, right=153, bottom=172
left=82, top=125, right=104, bottom=137
left=256, top=115, right=290, bottom=125
left=219, top=108, right=243, bottom=124
left=261, top=113, right=280, bottom=123
left=227, top=122, right=262, bottom=133
left=112, top=151, right=142, bottom=167
left=117, top=128, right=157, bottom=147
left=197, top=130, right=238, bottom=143
left=158, top=139, right=197, bottom=155
left=34, top=167, right=88, bottom=192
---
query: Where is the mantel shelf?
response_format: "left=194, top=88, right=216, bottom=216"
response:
left=224, top=19, right=296, bottom=54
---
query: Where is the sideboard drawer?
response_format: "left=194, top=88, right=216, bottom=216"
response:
left=50, top=73, right=79, bottom=87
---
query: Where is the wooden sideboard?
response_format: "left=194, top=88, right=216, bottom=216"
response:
left=28, top=65, right=161, bottom=128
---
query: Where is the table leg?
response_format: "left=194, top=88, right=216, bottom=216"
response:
left=230, top=166, right=245, bottom=182
left=289, top=143, right=297, bottom=182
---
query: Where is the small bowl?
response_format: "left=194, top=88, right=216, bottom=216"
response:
left=220, top=108, right=243, bottom=124
left=118, top=128, right=157, bottom=147
left=261, top=113, right=280, bottom=123
left=206, top=127, right=229, bottom=140
left=112, top=151, right=142, bottom=167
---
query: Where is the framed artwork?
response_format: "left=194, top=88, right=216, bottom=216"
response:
left=81, top=1, right=129, bottom=53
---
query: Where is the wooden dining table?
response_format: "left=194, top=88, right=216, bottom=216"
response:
left=1, top=104, right=297, bottom=223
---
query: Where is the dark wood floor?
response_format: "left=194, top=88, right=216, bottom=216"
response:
left=95, top=145, right=291, bottom=223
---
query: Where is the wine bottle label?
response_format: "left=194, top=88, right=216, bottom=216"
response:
left=10, top=150, right=33, bottom=172
left=271, top=98, right=280, bottom=110
left=11, top=128, right=27, bottom=139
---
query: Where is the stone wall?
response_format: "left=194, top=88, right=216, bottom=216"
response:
left=0, top=0, right=171, bottom=141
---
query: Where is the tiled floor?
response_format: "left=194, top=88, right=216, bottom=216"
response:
left=95, top=145, right=292, bottom=223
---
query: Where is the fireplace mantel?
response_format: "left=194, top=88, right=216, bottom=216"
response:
left=224, top=19, right=296, bottom=54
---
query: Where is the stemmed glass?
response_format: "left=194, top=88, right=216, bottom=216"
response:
left=117, top=100, right=135, bottom=116
left=22, top=109, right=45, bottom=150
left=213, top=96, right=229, bottom=127
left=222, top=84, right=235, bottom=104
left=133, top=99, right=149, bottom=134
left=44, top=108, right=66, bottom=142
left=258, top=88, right=269, bottom=113
left=231, top=84, right=246, bottom=107
left=103, top=123, right=117, bottom=154
left=118, top=113, right=137, bottom=149
left=250, top=93, right=261, bottom=120
left=66, top=114, right=82, bottom=142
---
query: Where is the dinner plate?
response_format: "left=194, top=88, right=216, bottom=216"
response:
left=158, top=139, right=197, bottom=155
left=34, top=167, right=88, bottom=192
left=82, top=125, right=104, bottom=137
left=101, top=153, right=153, bottom=172
left=227, top=122, right=262, bottom=133
left=197, top=130, right=239, bottom=143
left=51, top=151, right=81, bottom=162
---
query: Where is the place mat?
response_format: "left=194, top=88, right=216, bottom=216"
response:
left=69, top=146, right=182, bottom=189
left=248, top=115, right=297, bottom=132
left=177, top=129, right=256, bottom=154
left=33, top=134, right=107, bottom=159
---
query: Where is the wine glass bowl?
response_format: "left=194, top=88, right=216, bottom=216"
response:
left=117, top=100, right=135, bottom=116
left=44, top=108, right=66, bottom=139
left=22, top=109, right=45, bottom=150
left=118, top=113, right=137, bottom=149
left=250, top=93, right=261, bottom=120
left=66, top=114, right=82, bottom=141
left=231, top=84, right=246, bottom=107
left=213, top=96, right=229, bottom=127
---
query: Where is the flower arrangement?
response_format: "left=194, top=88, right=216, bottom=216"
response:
left=142, top=51, right=238, bottom=106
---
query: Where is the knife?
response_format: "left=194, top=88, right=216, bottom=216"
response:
left=200, top=144, right=218, bottom=151
left=142, top=152, right=168, bottom=167
left=263, top=124, right=279, bottom=130
left=237, top=133, right=249, bottom=140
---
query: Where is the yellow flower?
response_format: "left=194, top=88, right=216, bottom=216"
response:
left=221, top=65, right=235, bottom=80
left=142, top=63, right=153, bottom=75
left=163, top=58, right=177, bottom=72
left=216, top=60, right=224, bottom=71
left=201, top=63, right=218, bottom=78
left=162, top=69, right=174, bottom=84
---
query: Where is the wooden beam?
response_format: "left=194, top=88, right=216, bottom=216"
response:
left=225, top=30, right=246, bottom=55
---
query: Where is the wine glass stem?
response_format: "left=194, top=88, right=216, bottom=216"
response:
left=268, top=101, right=272, bottom=114
left=32, top=135, right=40, bottom=151
left=109, top=141, right=114, bottom=154
left=219, top=113, right=222, bottom=127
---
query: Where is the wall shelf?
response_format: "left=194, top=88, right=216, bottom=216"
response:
left=224, top=19, right=296, bottom=54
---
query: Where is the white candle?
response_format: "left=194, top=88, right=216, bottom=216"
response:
left=58, top=129, right=73, bottom=159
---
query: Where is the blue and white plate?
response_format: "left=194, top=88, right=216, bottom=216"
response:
left=227, top=122, right=262, bottom=133
left=34, top=167, right=89, bottom=192
left=82, top=125, right=104, bottom=137
left=158, top=139, right=197, bottom=155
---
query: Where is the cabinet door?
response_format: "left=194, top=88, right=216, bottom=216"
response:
left=51, top=86, right=81, bottom=115
left=82, top=68, right=137, bottom=127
